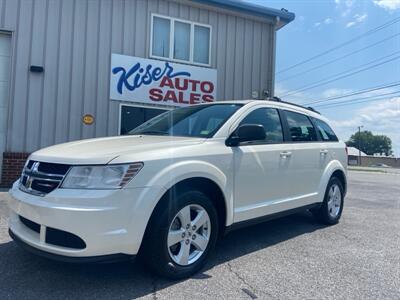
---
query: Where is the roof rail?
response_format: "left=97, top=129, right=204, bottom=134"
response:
left=267, top=97, right=321, bottom=114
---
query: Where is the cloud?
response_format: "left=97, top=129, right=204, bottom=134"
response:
left=373, top=0, right=400, bottom=10
left=324, top=17, right=333, bottom=24
left=329, top=97, right=400, bottom=155
left=321, top=88, right=353, bottom=98
left=346, top=21, right=356, bottom=27
left=335, top=0, right=355, bottom=17
left=346, top=13, right=368, bottom=27
left=355, top=13, right=368, bottom=22
left=314, top=22, right=321, bottom=27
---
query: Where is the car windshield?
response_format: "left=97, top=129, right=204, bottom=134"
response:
left=129, top=104, right=243, bottom=138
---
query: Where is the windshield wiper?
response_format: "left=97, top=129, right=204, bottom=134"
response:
left=133, top=130, right=170, bottom=136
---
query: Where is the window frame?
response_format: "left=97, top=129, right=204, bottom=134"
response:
left=281, top=109, right=320, bottom=143
left=150, top=14, right=212, bottom=67
left=311, top=117, right=339, bottom=142
left=229, top=107, right=288, bottom=146
left=118, top=103, right=172, bottom=136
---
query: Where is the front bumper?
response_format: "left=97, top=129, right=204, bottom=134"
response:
left=9, top=229, right=133, bottom=263
left=8, top=181, right=166, bottom=258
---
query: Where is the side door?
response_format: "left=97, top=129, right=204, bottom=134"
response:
left=312, top=117, right=343, bottom=174
left=233, top=107, right=294, bottom=222
left=280, top=110, right=321, bottom=204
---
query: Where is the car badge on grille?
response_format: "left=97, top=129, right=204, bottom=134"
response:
left=31, top=161, right=40, bottom=174
left=24, top=162, right=40, bottom=190
left=26, top=176, right=33, bottom=190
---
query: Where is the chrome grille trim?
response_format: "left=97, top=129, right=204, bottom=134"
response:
left=19, top=161, right=71, bottom=196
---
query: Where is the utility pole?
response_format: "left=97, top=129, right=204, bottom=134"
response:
left=357, top=125, right=364, bottom=166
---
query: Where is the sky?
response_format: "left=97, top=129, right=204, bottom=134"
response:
left=246, top=0, right=400, bottom=155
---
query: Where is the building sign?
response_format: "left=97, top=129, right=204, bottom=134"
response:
left=110, top=54, right=217, bottom=107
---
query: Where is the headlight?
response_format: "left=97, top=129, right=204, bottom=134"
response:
left=61, top=163, right=143, bottom=189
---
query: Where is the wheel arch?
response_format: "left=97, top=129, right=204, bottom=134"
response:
left=318, top=160, right=347, bottom=201
left=139, top=176, right=229, bottom=256
left=163, top=177, right=227, bottom=235
left=331, top=169, right=347, bottom=196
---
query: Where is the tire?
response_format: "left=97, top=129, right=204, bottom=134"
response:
left=141, top=189, right=219, bottom=280
left=312, top=177, right=344, bottom=225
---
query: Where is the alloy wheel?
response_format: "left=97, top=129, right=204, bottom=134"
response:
left=327, top=184, right=342, bottom=218
left=167, top=204, right=211, bottom=266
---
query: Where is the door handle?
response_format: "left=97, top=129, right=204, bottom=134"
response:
left=320, top=149, right=329, bottom=155
left=280, top=151, right=292, bottom=158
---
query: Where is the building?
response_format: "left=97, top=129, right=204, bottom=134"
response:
left=347, top=147, right=400, bottom=168
left=347, top=147, right=367, bottom=165
left=0, top=0, right=294, bottom=186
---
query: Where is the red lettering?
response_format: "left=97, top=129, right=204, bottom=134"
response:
left=200, top=81, right=214, bottom=93
left=188, top=80, right=201, bottom=92
left=159, top=76, right=174, bottom=88
left=174, top=78, right=188, bottom=91
left=178, top=91, right=189, bottom=104
left=202, top=94, right=214, bottom=103
left=149, top=88, right=163, bottom=101
left=164, top=90, right=178, bottom=103
left=190, top=93, right=201, bottom=104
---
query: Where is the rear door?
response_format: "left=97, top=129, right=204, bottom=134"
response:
left=280, top=110, right=321, bottom=203
left=312, top=117, right=343, bottom=171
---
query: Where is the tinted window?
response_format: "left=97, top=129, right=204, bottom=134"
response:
left=313, top=118, right=338, bottom=142
left=239, top=108, right=284, bottom=143
left=285, top=111, right=317, bottom=142
left=120, top=105, right=167, bottom=135
left=130, top=104, right=242, bottom=138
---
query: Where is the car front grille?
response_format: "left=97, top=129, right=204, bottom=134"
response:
left=19, top=160, right=71, bottom=196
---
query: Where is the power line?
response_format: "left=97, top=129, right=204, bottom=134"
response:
left=303, top=81, right=400, bottom=105
left=282, top=51, right=400, bottom=96
left=315, top=90, right=400, bottom=108
left=277, top=32, right=400, bottom=82
left=316, top=93, right=400, bottom=109
left=276, top=16, right=400, bottom=75
left=279, top=54, right=400, bottom=97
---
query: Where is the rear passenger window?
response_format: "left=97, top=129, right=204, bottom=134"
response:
left=313, top=118, right=339, bottom=142
left=239, top=108, right=283, bottom=143
left=284, top=110, right=317, bottom=142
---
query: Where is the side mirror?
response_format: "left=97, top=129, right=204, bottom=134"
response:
left=226, top=124, right=266, bottom=147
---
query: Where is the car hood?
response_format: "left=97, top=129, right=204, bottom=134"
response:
left=30, top=135, right=206, bottom=165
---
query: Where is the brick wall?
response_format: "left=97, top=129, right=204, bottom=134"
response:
left=0, top=152, right=30, bottom=188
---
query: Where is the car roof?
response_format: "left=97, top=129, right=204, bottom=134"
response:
left=214, top=100, right=327, bottom=121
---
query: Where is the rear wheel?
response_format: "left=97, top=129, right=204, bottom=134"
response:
left=142, top=190, right=218, bottom=279
left=312, top=177, right=344, bottom=225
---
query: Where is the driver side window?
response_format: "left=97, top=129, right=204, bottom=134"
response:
left=239, top=108, right=284, bottom=143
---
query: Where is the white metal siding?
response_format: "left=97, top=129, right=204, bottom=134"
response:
left=0, top=32, right=11, bottom=174
left=0, top=0, right=275, bottom=153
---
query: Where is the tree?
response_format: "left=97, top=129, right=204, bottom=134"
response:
left=346, top=130, right=392, bottom=156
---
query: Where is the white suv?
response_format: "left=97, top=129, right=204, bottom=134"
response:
left=8, top=100, right=347, bottom=279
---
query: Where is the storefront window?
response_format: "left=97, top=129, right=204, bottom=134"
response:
left=120, top=105, right=167, bottom=135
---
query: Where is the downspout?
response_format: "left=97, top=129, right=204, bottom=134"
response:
left=269, top=16, right=279, bottom=98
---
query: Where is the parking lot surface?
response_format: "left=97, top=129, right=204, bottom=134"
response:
left=0, top=171, right=399, bottom=299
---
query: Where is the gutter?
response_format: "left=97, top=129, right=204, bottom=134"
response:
left=190, top=0, right=295, bottom=29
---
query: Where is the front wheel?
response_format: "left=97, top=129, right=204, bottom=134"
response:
left=312, top=177, right=344, bottom=225
left=141, top=190, right=218, bottom=279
